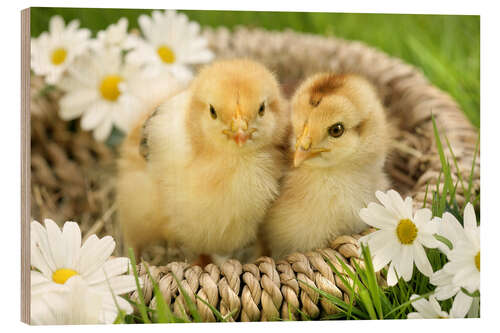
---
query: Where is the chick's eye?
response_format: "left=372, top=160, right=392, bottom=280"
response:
left=209, top=105, right=217, bottom=119
left=258, top=102, right=265, bottom=117
left=328, top=122, right=345, bottom=138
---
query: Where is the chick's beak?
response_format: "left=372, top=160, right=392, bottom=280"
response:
left=231, top=117, right=249, bottom=146
left=222, top=111, right=257, bottom=147
left=293, top=125, right=330, bottom=167
left=294, top=139, right=312, bottom=167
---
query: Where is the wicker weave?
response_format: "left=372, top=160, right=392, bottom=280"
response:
left=30, top=26, right=479, bottom=321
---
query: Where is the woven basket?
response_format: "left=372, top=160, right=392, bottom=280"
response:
left=30, top=26, right=479, bottom=321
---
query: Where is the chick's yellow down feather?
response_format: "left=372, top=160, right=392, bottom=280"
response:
left=262, top=73, right=392, bottom=259
left=117, top=59, right=289, bottom=260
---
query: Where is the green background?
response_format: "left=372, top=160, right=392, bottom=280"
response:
left=31, top=7, right=480, bottom=127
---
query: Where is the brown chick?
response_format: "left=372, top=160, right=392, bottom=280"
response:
left=117, top=59, right=289, bottom=262
left=262, top=73, right=392, bottom=259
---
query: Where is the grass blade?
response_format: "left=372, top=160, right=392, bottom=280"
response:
left=324, top=257, right=356, bottom=317
left=466, top=136, right=480, bottom=204
left=359, top=245, right=384, bottom=319
left=384, top=292, right=433, bottom=318
left=359, top=288, right=377, bottom=320
left=171, top=272, right=203, bottom=322
left=298, top=278, right=368, bottom=319
left=423, top=182, right=430, bottom=209
left=445, top=135, right=466, bottom=196
left=128, top=248, right=151, bottom=323
left=195, top=294, right=227, bottom=322
left=143, top=262, right=176, bottom=323
left=432, top=115, right=453, bottom=216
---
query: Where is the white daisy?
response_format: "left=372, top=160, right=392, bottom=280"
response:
left=407, top=294, right=466, bottom=319
left=31, top=15, right=91, bottom=85
left=430, top=203, right=480, bottom=316
left=31, top=275, right=132, bottom=325
left=126, top=10, right=214, bottom=82
left=359, top=190, right=440, bottom=286
left=57, top=48, right=144, bottom=141
left=126, top=68, right=188, bottom=113
left=439, top=203, right=480, bottom=293
left=30, top=219, right=138, bottom=319
left=90, top=17, right=139, bottom=52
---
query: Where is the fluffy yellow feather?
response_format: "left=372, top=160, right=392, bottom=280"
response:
left=262, top=73, right=392, bottom=259
left=117, top=59, right=289, bottom=262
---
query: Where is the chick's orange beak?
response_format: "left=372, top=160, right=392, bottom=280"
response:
left=293, top=135, right=311, bottom=167
left=221, top=108, right=256, bottom=147
left=293, top=125, right=330, bottom=167
left=231, top=117, right=249, bottom=146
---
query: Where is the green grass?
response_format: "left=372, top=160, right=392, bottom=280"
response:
left=30, top=7, right=479, bottom=127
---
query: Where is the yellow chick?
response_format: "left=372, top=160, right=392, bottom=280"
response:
left=117, top=59, right=288, bottom=261
left=262, top=73, right=392, bottom=259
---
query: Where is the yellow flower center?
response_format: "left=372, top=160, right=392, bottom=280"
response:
left=99, top=75, right=123, bottom=101
left=50, top=47, right=67, bottom=65
left=475, top=251, right=480, bottom=271
left=52, top=268, right=79, bottom=284
left=396, top=219, right=418, bottom=245
left=157, top=45, right=176, bottom=64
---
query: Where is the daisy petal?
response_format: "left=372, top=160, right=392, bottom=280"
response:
left=359, top=203, right=397, bottom=228
left=452, top=266, right=477, bottom=287
left=101, top=296, right=132, bottom=323
left=417, top=231, right=440, bottom=249
left=31, top=221, right=56, bottom=276
left=93, top=117, right=113, bottom=141
left=386, top=262, right=398, bottom=286
left=62, top=222, right=82, bottom=269
left=49, top=15, right=65, bottom=34
left=403, top=197, right=414, bottom=219
left=371, top=237, right=401, bottom=272
left=449, top=291, right=473, bottom=318
left=44, top=219, right=66, bottom=269
left=80, top=236, right=115, bottom=277
left=430, top=267, right=452, bottom=285
left=413, top=243, right=433, bottom=277
left=429, top=296, right=444, bottom=315
left=59, top=90, right=97, bottom=120
left=440, top=213, right=465, bottom=244
left=364, top=229, right=392, bottom=250
left=410, top=295, right=436, bottom=318
left=396, top=245, right=413, bottom=281
left=463, top=203, right=478, bottom=232
left=81, top=103, right=108, bottom=130
left=413, top=208, right=432, bottom=227
left=31, top=271, right=61, bottom=296
left=407, top=312, right=423, bottom=319
left=387, top=190, right=410, bottom=218
left=95, top=275, right=138, bottom=295
left=85, top=257, right=131, bottom=285
left=434, top=284, right=460, bottom=301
